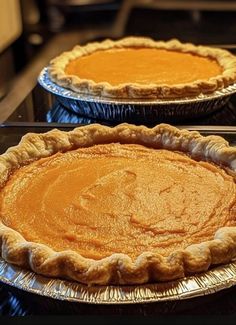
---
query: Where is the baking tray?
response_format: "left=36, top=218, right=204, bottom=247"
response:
left=38, top=67, right=236, bottom=123
left=1, top=258, right=236, bottom=304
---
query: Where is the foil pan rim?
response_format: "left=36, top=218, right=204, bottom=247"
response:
left=38, top=67, right=236, bottom=106
left=1, top=258, right=236, bottom=304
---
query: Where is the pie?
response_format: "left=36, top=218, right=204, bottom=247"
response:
left=1, top=123, right=236, bottom=285
left=48, top=36, right=236, bottom=99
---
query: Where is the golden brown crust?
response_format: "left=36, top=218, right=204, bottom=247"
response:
left=1, top=123, right=236, bottom=285
left=48, top=36, right=236, bottom=99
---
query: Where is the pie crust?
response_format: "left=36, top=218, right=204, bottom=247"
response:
left=1, top=123, right=236, bottom=285
left=48, top=37, right=236, bottom=99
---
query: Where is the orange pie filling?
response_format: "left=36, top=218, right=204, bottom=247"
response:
left=1, top=143, right=236, bottom=261
left=65, top=48, right=222, bottom=86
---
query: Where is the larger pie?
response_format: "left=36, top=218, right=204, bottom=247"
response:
left=48, top=37, right=236, bottom=99
left=1, top=124, right=236, bottom=285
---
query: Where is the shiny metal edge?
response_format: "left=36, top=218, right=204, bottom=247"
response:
left=38, top=67, right=236, bottom=106
left=1, top=258, right=236, bottom=304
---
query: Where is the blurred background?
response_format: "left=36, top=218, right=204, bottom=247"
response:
left=1, top=0, right=236, bottom=96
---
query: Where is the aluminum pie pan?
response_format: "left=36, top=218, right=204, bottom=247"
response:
left=1, top=258, right=236, bottom=304
left=38, top=67, right=236, bottom=122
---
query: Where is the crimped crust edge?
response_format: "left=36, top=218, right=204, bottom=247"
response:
left=1, top=123, right=236, bottom=285
left=48, top=37, right=236, bottom=99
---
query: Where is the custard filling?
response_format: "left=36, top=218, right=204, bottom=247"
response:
left=1, top=143, right=236, bottom=260
left=65, top=48, right=222, bottom=86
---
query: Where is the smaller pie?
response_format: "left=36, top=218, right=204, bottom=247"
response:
left=1, top=123, right=236, bottom=285
left=48, top=37, right=236, bottom=99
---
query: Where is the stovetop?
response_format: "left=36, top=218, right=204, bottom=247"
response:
left=0, top=80, right=236, bottom=155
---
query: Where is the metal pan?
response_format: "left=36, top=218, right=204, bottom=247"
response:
left=38, top=67, right=236, bottom=123
left=1, top=258, right=236, bottom=304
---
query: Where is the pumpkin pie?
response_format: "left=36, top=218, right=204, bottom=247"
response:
left=48, top=37, right=236, bottom=99
left=1, top=123, right=236, bottom=285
